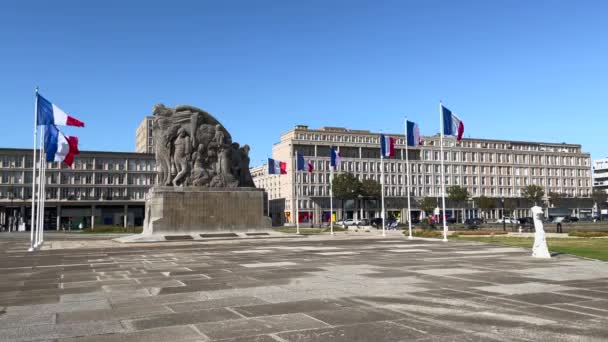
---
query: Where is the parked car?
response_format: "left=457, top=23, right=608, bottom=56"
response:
left=496, top=217, right=517, bottom=224
left=446, top=217, right=457, bottom=224
left=464, top=218, right=483, bottom=229
left=567, top=216, right=579, bottom=222
left=337, top=219, right=356, bottom=227
left=411, top=217, right=420, bottom=224
left=357, top=218, right=370, bottom=226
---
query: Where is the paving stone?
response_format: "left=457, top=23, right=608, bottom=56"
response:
left=196, top=313, right=328, bottom=340
left=0, top=320, right=124, bottom=342
left=167, top=296, right=268, bottom=312
left=125, top=308, right=240, bottom=330
left=57, top=305, right=172, bottom=324
left=58, top=325, right=203, bottom=342
left=232, top=299, right=353, bottom=317
left=276, top=321, right=425, bottom=341
left=474, top=282, right=575, bottom=295
left=306, top=307, right=405, bottom=325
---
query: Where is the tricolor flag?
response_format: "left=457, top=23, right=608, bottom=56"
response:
left=406, top=120, right=422, bottom=146
left=44, top=125, right=80, bottom=167
left=296, top=151, right=306, bottom=171
left=307, top=160, right=314, bottom=173
left=268, top=158, right=287, bottom=175
left=330, top=147, right=341, bottom=170
left=37, top=94, right=85, bottom=127
left=380, top=134, right=395, bottom=158
left=441, top=104, right=464, bottom=141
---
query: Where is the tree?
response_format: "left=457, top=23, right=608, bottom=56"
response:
left=447, top=185, right=469, bottom=223
left=592, top=189, right=608, bottom=220
left=474, top=195, right=495, bottom=220
left=360, top=178, right=381, bottom=199
left=331, top=173, right=361, bottom=220
left=504, top=198, right=517, bottom=217
left=548, top=191, right=564, bottom=208
left=419, top=197, right=436, bottom=215
left=522, top=185, right=545, bottom=206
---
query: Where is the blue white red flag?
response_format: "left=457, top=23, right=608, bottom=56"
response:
left=441, top=104, right=464, bottom=141
left=44, top=125, right=80, bottom=167
left=406, top=120, right=422, bottom=147
left=380, top=134, right=395, bottom=158
left=296, top=152, right=305, bottom=171
left=37, top=94, right=85, bottom=127
left=268, top=158, right=287, bottom=175
left=307, top=160, right=313, bottom=173
left=330, top=147, right=341, bottom=170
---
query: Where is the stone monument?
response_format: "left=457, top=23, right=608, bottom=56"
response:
left=118, top=104, right=270, bottom=242
left=531, top=206, right=551, bottom=258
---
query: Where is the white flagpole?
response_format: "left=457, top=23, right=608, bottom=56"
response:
left=405, top=119, right=413, bottom=240
left=381, top=152, right=386, bottom=237
left=294, top=150, right=299, bottom=234
left=330, top=152, right=334, bottom=235
left=29, top=88, right=38, bottom=252
left=39, top=148, right=46, bottom=246
left=35, top=125, right=44, bottom=248
left=439, top=102, right=448, bottom=242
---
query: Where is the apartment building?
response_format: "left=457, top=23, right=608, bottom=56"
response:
left=0, top=148, right=155, bottom=231
left=135, top=116, right=155, bottom=153
left=252, top=125, right=593, bottom=225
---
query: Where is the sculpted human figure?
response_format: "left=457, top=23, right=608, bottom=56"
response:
left=150, top=104, right=254, bottom=188
left=152, top=104, right=175, bottom=186
left=172, top=128, right=192, bottom=186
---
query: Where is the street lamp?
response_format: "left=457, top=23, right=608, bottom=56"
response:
left=501, top=196, right=505, bottom=232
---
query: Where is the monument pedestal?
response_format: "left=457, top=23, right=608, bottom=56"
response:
left=116, top=186, right=272, bottom=242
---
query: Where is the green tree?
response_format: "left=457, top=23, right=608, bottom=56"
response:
left=332, top=173, right=362, bottom=220
left=592, top=189, right=608, bottom=220
left=447, top=185, right=469, bottom=223
left=548, top=191, right=564, bottom=208
left=504, top=198, right=517, bottom=217
left=418, top=197, right=436, bottom=215
left=474, top=195, right=495, bottom=220
left=522, top=185, right=545, bottom=205
left=360, top=178, right=381, bottom=199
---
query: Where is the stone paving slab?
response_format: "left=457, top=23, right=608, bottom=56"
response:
left=0, top=233, right=607, bottom=341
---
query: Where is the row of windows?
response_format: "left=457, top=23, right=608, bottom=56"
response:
left=0, top=171, right=155, bottom=186
left=0, top=186, right=149, bottom=200
left=295, top=132, right=581, bottom=154
left=0, top=155, right=155, bottom=171
left=293, top=185, right=591, bottom=199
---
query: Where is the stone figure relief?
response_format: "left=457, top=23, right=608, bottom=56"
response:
left=531, top=206, right=551, bottom=258
left=151, top=104, right=255, bottom=188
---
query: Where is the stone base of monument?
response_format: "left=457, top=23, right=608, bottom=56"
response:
left=115, top=186, right=279, bottom=243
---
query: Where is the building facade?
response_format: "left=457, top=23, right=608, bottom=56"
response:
left=252, top=125, right=593, bottom=225
left=135, top=116, right=154, bottom=153
left=0, top=148, right=155, bottom=231
left=593, top=158, right=608, bottom=193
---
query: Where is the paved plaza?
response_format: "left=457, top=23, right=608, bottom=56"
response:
left=0, top=233, right=607, bottom=342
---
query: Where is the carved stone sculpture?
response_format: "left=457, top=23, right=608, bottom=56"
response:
left=151, top=104, right=255, bottom=188
left=531, top=206, right=551, bottom=258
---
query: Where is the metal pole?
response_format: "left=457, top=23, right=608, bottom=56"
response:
left=40, top=149, right=46, bottom=245
left=294, top=149, right=299, bottom=234
left=29, top=88, right=38, bottom=252
left=405, top=119, right=413, bottom=240
left=502, top=197, right=506, bottom=232
left=381, top=153, right=386, bottom=236
left=330, top=163, right=334, bottom=235
left=439, top=102, right=448, bottom=242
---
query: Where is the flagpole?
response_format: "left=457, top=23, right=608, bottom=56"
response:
left=294, top=149, right=299, bottom=234
left=40, top=146, right=46, bottom=246
left=381, top=152, right=386, bottom=237
left=405, top=119, right=413, bottom=240
left=35, top=124, right=44, bottom=248
left=439, top=102, right=448, bottom=242
left=29, top=88, right=38, bottom=252
left=330, top=155, right=334, bottom=235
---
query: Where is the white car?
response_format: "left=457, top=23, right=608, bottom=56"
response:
left=496, top=217, right=517, bottom=224
left=340, top=219, right=356, bottom=227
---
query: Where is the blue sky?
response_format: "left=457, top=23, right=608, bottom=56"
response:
left=0, top=0, right=606, bottom=166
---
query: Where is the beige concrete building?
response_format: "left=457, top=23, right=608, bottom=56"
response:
left=135, top=116, right=154, bottom=153
left=0, top=148, right=155, bottom=231
left=252, top=125, right=593, bottom=225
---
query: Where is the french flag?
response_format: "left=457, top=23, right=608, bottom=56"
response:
left=330, top=147, right=341, bottom=170
left=44, top=125, right=80, bottom=167
left=380, top=134, right=395, bottom=158
left=406, top=120, right=422, bottom=146
left=37, top=94, right=85, bottom=127
left=307, top=160, right=313, bottom=173
left=441, top=104, right=464, bottom=141
left=268, top=158, right=287, bottom=175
